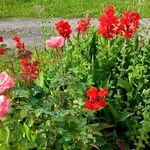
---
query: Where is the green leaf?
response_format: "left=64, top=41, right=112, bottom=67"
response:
left=23, top=123, right=31, bottom=142
left=35, top=71, right=44, bottom=88
left=4, top=127, right=10, bottom=144
left=0, top=143, right=8, bottom=150
left=23, top=123, right=36, bottom=143
left=95, top=136, right=107, bottom=147
left=12, top=89, right=30, bottom=99
left=20, top=109, right=27, bottom=119
left=119, top=112, right=133, bottom=122
left=0, top=128, right=3, bottom=143
left=0, top=127, right=9, bottom=144
left=118, top=78, right=132, bottom=92
left=133, top=36, right=139, bottom=51
left=108, top=104, right=121, bottom=122
left=100, top=35, right=107, bottom=47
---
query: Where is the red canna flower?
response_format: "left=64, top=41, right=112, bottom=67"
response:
left=21, top=59, right=39, bottom=82
left=13, top=36, right=32, bottom=59
left=99, top=98, right=107, bottom=107
left=76, top=18, right=91, bottom=34
left=98, top=88, right=109, bottom=98
left=104, top=6, right=115, bottom=16
left=86, top=87, right=98, bottom=101
left=18, top=50, right=32, bottom=59
left=0, top=37, right=3, bottom=43
left=13, top=36, right=25, bottom=49
left=55, top=20, right=72, bottom=39
left=98, top=6, right=120, bottom=39
left=0, top=48, right=5, bottom=55
left=84, top=100, right=101, bottom=111
left=84, top=87, right=109, bottom=111
left=119, top=11, right=140, bottom=39
left=13, top=36, right=21, bottom=43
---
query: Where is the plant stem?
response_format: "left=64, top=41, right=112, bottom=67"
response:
left=107, top=39, right=111, bottom=57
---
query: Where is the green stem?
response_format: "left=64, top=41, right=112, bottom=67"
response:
left=107, top=39, right=111, bottom=57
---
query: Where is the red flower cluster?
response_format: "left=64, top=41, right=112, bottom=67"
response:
left=98, top=6, right=140, bottom=39
left=13, top=36, right=39, bottom=82
left=98, top=6, right=120, bottom=39
left=84, top=87, right=109, bottom=111
left=76, top=18, right=91, bottom=34
left=55, top=20, right=72, bottom=39
left=13, top=36, right=25, bottom=49
left=0, top=48, right=5, bottom=55
left=21, top=59, right=39, bottom=82
left=0, top=37, right=5, bottom=56
left=13, top=36, right=32, bottom=59
left=0, top=37, right=3, bottom=43
left=119, top=11, right=140, bottom=39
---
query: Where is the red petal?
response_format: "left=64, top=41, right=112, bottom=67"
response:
left=86, top=87, right=98, bottom=101
left=0, top=37, right=3, bottom=42
left=98, top=88, right=109, bottom=98
left=99, top=98, right=107, bottom=107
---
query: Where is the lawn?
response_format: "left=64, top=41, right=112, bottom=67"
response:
left=0, top=0, right=149, bottom=19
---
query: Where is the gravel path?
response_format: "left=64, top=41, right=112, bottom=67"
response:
left=0, top=18, right=150, bottom=47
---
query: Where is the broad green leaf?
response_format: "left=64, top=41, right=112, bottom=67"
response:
left=0, top=128, right=3, bottom=143
left=108, top=104, right=121, bottom=122
left=4, top=127, right=10, bottom=144
left=118, top=78, right=132, bottom=92
left=23, top=123, right=31, bottom=142
left=35, top=71, right=44, bottom=88
left=23, top=123, right=36, bottom=143
left=12, top=89, right=30, bottom=99
left=0, top=143, right=8, bottom=150
left=119, top=112, right=133, bottom=122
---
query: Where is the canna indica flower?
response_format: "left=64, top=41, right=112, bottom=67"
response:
left=0, top=72, right=15, bottom=94
left=0, top=37, right=3, bottom=43
left=21, top=59, right=39, bottom=82
left=86, top=87, right=98, bottom=101
left=55, top=20, right=72, bottom=39
left=84, top=87, right=109, bottom=110
left=0, top=48, right=5, bottom=55
left=119, top=11, right=140, bottom=39
left=76, top=18, right=91, bottom=34
left=98, top=6, right=120, bottom=39
left=13, top=35, right=25, bottom=49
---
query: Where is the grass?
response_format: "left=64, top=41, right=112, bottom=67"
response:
left=0, top=0, right=149, bottom=19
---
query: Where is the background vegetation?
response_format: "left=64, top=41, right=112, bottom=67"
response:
left=0, top=0, right=150, bottom=19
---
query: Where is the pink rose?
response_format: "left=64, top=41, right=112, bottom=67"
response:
left=0, top=71, right=15, bottom=94
left=46, top=36, right=65, bottom=49
left=0, top=95, right=10, bottom=119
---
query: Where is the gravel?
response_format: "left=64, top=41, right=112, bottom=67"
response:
left=0, top=18, right=150, bottom=47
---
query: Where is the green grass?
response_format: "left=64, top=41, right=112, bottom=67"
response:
left=0, top=0, right=149, bottom=19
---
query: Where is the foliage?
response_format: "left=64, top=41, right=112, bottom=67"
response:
left=0, top=0, right=150, bottom=18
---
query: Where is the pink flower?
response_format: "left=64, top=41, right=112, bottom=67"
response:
left=46, top=36, right=65, bottom=49
left=0, top=95, right=10, bottom=119
left=0, top=72, right=15, bottom=94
